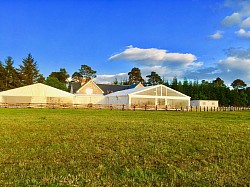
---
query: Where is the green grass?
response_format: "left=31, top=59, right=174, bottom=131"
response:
left=0, top=109, right=249, bottom=186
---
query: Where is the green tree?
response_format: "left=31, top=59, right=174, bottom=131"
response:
left=0, top=61, right=5, bottom=91
left=3, top=57, right=20, bottom=90
left=79, top=65, right=97, bottom=82
left=113, top=77, right=118, bottom=85
left=182, top=78, right=189, bottom=96
left=128, top=67, right=145, bottom=85
left=246, top=87, right=250, bottom=106
left=163, top=80, right=170, bottom=87
left=146, top=71, right=163, bottom=86
left=19, top=54, right=44, bottom=85
left=45, top=76, right=68, bottom=91
left=231, top=79, right=247, bottom=89
left=50, top=68, right=69, bottom=84
left=213, top=77, right=225, bottom=87
left=170, top=77, right=178, bottom=91
left=71, top=72, right=82, bottom=82
left=239, top=90, right=248, bottom=107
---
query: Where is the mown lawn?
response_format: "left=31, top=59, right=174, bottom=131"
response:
left=0, top=109, right=249, bottom=186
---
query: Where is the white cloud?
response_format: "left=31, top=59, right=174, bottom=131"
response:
left=235, top=28, right=250, bottom=38
left=241, top=17, right=250, bottom=28
left=219, top=56, right=250, bottom=72
left=109, top=46, right=202, bottom=68
left=221, top=1, right=250, bottom=38
left=221, top=12, right=241, bottom=27
left=209, top=30, right=224, bottom=39
left=183, top=47, right=250, bottom=85
left=140, top=66, right=183, bottom=80
left=218, top=56, right=250, bottom=82
left=94, top=73, right=128, bottom=84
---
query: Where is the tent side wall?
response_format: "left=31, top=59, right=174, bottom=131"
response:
left=74, top=95, right=106, bottom=105
left=1, top=96, right=74, bottom=104
left=106, top=96, right=129, bottom=105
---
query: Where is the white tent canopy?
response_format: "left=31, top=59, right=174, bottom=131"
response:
left=106, top=84, right=190, bottom=107
left=0, top=83, right=74, bottom=104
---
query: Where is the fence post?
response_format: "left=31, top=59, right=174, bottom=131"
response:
left=145, top=105, right=147, bottom=111
left=155, top=105, right=157, bottom=111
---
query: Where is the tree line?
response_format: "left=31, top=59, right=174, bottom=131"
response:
left=0, top=55, right=249, bottom=107
left=125, top=67, right=250, bottom=107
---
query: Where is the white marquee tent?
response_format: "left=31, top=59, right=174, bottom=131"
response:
left=106, top=84, right=190, bottom=108
left=0, top=83, right=74, bottom=104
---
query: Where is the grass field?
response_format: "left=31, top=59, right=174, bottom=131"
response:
left=0, top=109, right=249, bottom=186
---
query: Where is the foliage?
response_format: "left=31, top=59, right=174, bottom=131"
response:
left=49, top=68, right=69, bottom=84
left=231, top=79, right=247, bottom=89
left=0, top=109, right=249, bottom=186
left=0, top=57, right=20, bottom=90
left=128, top=67, right=145, bottom=85
left=146, top=71, right=163, bottom=86
left=18, top=53, right=44, bottom=85
left=0, top=62, right=4, bottom=90
left=213, top=77, right=225, bottom=87
left=45, top=76, right=68, bottom=91
left=71, top=65, right=97, bottom=83
left=79, top=64, right=97, bottom=82
left=71, top=71, right=82, bottom=82
left=113, top=77, right=118, bottom=85
left=164, top=77, right=249, bottom=107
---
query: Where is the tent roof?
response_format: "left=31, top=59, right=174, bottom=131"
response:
left=0, top=83, right=74, bottom=97
left=97, top=83, right=140, bottom=95
left=106, top=85, right=154, bottom=96
left=106, top=84, right=190, bottom=98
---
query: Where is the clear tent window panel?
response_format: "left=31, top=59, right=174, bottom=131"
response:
left=131, top=98, right=155, bottom=106
left=134, top=86, right=167, bottom=96
left=135, top=88, right=157, bottom=96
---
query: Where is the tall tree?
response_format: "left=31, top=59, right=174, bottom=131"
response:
left=0, top=61, right=5, bottom=91
left=213, top=77, right=225, bottom=87
left=19, top=53, right=44, bottom=85
left=170, top=76, right=178, bottom=91
left=71, top=72, right=82, bottom=82
left=79, top=65, right=97, bottom=82
left=49, top=68, right=69, bottom=84
left=3, top=57, right=20, bottom=90
left=113, top=77, right=118, bottom=85
left=128, top=67, right=145, bottom=85
left=231, top=79, right=247, bottom=89
left=146, top=71, right=163, bottom=86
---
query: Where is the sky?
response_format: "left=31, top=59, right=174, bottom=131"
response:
left=1, top=0, right=250, bottom=86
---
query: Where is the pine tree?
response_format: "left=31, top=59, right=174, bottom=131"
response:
left=0, top=61, right=5, bottom=91
left=19, top=54, right=44, bottom=85
left=4, top=57, right=21, bottom=89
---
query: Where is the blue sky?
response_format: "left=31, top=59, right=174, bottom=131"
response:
left=1, top=0, right=250, bottom=85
